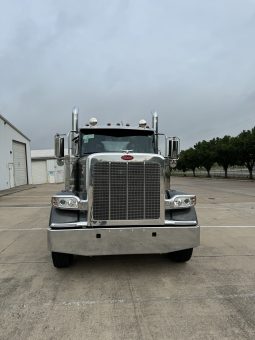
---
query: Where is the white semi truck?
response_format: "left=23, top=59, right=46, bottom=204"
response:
left=48, top=108, right=199, bottom=268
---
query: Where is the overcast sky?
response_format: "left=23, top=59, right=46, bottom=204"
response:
left=1, top=0, right=255, bottom=150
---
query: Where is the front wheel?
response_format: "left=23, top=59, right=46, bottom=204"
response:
left=168, top=248, right=193, bottom=263
left=51, top=252, right=73, bottom=268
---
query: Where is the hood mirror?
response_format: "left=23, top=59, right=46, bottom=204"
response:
left=55, top=134, right=64, bottom=165
left=166, top=137, right=180, bottom=159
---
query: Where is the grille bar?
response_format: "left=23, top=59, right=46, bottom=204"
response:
left=110, top=162, right=127, bottom=220
left=145, top=163, right=160, bottom=219
left=93, top=162, right=109, bottom=220
left=127, top=163, right=144, bottom=219
left=93, top=162, right=160, bottom=221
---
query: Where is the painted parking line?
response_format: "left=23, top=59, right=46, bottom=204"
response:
left=200, top=225, right=255, bottom=228
left=3, top=292, right=255, bottom=309
left=0, top=206, right=50, bottom=209
left=0, top=228, right=46, bottom=231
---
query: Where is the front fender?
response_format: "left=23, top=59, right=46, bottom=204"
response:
left=49, top=207, right=79, bottom=225
left=166, top=189, right=198, bottom=224
left=49, top=191, right=86, bottom=226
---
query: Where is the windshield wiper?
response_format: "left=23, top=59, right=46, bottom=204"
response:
left=82, top=151, right=108, bottom=155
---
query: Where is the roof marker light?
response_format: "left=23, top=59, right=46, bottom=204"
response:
left=89, top=117, right=98, bottom=126
left=139, top=119, right=147, bottom=128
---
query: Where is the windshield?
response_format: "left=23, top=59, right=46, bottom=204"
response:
left=80, top=129, right=155, bottom=155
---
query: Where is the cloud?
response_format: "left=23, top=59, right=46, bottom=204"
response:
left=0, top=0, right=255, bottom=149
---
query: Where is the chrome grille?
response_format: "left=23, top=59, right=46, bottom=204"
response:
left=145, top=163, right=161, bottom=219
left=128, top=163, right=144, bottom=219
left=93, top=162, right=109, bottom=220
left=110, top=163, right=127, bottom=220
left=93, top=162, right=160, bottom=221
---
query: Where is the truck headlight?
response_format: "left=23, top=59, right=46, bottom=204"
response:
left=165, top=195, right=196, bottom=210
left=51, top=195, right=87, bottom=210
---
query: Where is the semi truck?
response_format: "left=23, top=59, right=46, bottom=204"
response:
left=48, top=107, right=199, bottom=268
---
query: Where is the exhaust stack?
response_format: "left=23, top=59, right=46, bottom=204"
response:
left=71, top=106, right=79, bottom=155
left=152, top=112, right=159, bottom=153
left=72, top=106, right=79, bottom=133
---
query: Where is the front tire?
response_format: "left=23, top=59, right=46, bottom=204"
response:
left=169, top=248, right=193, bottom=263
left=51, top=252, right=73, bottom=268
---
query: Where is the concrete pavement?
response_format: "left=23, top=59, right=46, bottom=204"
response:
left=0, top=179, right=255, bottom=340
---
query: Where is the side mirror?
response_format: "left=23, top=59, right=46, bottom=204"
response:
left=166, top=137, right=180, bottom=159
left=54, top=134, right=64, bottom=159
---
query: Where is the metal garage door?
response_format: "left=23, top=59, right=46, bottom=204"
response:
left=12, top=141, right=28, bottom=186
left=32, top=160, right=47, bottom=184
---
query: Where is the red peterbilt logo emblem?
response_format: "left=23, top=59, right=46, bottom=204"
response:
left=121, top=155, right=134, bottom=161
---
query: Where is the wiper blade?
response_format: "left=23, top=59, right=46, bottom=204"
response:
left=82, top=151, right=105, bottom=155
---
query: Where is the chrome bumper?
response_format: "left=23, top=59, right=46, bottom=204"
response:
left=48, top=224, right=200, bottom=256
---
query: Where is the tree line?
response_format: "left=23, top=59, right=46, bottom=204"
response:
left=176, top=127, right=255, bottom=179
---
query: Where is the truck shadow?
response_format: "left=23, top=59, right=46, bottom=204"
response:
left=70, top=253, right=189, bottom=273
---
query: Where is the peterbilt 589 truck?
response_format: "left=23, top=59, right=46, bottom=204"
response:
left=48, top=108, right=199, bottom=268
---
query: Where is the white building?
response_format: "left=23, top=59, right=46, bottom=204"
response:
left=0, top=114, right=32, bottom=190
left=31, top=149, right=65, bottom=184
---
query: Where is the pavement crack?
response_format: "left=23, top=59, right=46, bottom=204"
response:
left=126, top=273, right=146, bottom=340
left=0, top=234, right=22, bottom=255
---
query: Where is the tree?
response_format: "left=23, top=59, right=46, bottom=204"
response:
left=184, top=148, right=199, bottom=176
left=234, top=128, right=255, bottom=179
left=194, top=140, right=216, bottom=177
left=176, top=151, right=188, bottom=175
left=214, top=136, right=237, bottom=178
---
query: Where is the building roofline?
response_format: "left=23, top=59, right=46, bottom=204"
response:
left=0, top=113, right=31, bottom=141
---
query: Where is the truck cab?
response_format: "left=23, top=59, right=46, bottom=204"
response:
left=48, top=108, right=199, bottom=268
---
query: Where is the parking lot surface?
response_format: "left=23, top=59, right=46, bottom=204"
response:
left=0, top=178, right=255, bottom=340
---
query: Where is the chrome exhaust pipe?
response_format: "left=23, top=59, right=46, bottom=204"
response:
left=152, top=112, right=158, bottom=153
left=72, top=106, right=79, bottom=133
left=71, top=106, right=79, bottom=156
